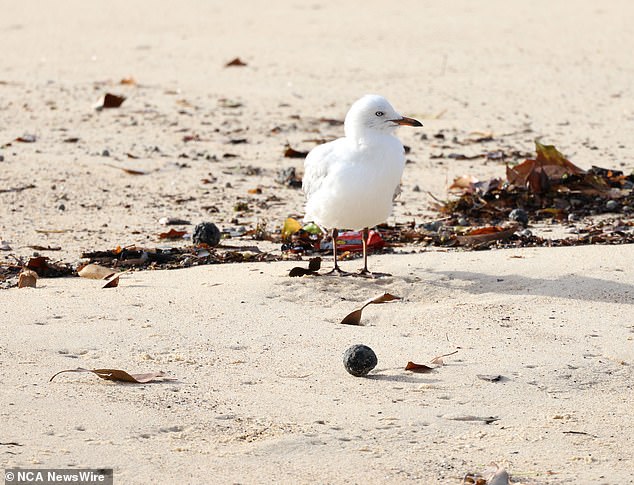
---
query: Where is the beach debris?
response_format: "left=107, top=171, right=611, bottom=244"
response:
left=404, top=361, right=434, bottom=373
left=343, top=344, right=378, bottom=377
left=282, top=217, right=303, bottom=240
left=340, top=292, right=401, bottom=326
left=78, top=263, right=115, bottom=280
left=0, top=241, right=11, bottom=251
left=15, top=134, right=37, bottom=143
left=104, top=163, right=147, bottom=175
left=119, top=77, right=136, bottom=85
left=477, top=374, right=503, bottom=382
left=440, top=141, right=633, bottom=224
left=444, top=414, right=500, bottom=424
left=288, top=257, right=321, bottom=277
left=429, top=350, right=459, bottom=365
left=462, top=463, right=511, bottom=485
left=455, top=225, right=518, bottom=247
left=275, top=167, right=303, bottom=188
left=159, top=217, right=191, bottom=226
left=26, top=256, right=73, bottom=277
left=102, top=273, right=121, bottom=288
left=49, top=368, right=171, bottom=384
left=225, top=57, right=247, bottom=67
left=95, top=93, right=126, bottom=110
left=158, top=228, right=187, bottom=240
left=18, top=269, right=37, bottom=288
left=283, top=144, right=308, bottom=159
left=508, top=208, right=528, bottom=225
left=193, top=222, right=221, bottom=247
left=63, top=137, right=80, bottom=143
left=0, top=184, right=36, bottom=194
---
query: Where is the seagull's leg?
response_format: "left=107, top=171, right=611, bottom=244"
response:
left=324, top=228, right=350, bottom=276
left=357, top=228, right=391, bottom=278
left=359, top=227, right=372, bottom=276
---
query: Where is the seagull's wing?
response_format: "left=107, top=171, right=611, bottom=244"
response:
left=302, top=139, right=345, bottom=199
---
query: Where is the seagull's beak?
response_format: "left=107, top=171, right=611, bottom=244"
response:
left=390, top=116, right=423, bottom=127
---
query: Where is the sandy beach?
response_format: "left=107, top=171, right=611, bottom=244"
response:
left=1, top=1, right=633, bottom=483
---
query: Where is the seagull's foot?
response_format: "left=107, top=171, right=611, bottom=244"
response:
left=322, top=266, right=353, bottom=277
left=355, top=269, right=392, bottom=279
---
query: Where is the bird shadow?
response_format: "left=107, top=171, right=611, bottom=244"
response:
left=425, top=269, right=634, bottom=304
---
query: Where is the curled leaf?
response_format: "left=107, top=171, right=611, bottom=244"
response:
left=49, top=368, right=171, bottom=384
left=456, top=225, right=518, bottom=246
left=18, top=269, right=38, bottom=288
left=225, top=57, right=247, bottom=67
left=78, top=263, right=116, bottom=280
left=102, top=275, right=120, bottom=288
left=340, top=292, right=401, bottom=325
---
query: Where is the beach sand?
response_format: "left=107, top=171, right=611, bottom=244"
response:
left=1, top=1, right=633, bottom=483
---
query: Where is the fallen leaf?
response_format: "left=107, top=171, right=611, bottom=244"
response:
left=95, top=93, right=126, bottom=110
left=284, top=144, right=309, bottom=158
left=120, top=77, right=136, bottom=85
left=456, top=225, right=518, bottom=246
left=18, top=269, right=37, bottom=288
left=248, top=188, right=262, bottom=194
left=225, top=57, right=247, bottom=67
left=404, top=361, right=434, bottom=373
left=102, top=275, right=120, bottom=288
left=49, top=368, right=171, bottom=384
left=159, top=228, right=187, bottom=240
left=340, top=292, right=401, bottom=325
left=104, top=163, right=147, bottom=175
left=78, top=263, right=116, bottom=280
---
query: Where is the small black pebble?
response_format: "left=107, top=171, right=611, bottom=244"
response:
left=193, top=222, right=221, bottom=247
left=343, top=344, right=378, bottom=377
left=101, top=149, right=110, bottom=157
left=509, top=208, right=528, bottom=225
left=0, top=154, right=4, bottom=162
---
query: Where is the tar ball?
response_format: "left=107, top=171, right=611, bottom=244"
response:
left=343, top=344, right=378, bottom=377
left=192, top=222, right=221, bottom=247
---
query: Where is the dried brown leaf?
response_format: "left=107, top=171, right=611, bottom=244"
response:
left=102, top=275, right=120, bottom=288
left=225, top=57, right=247, bottom=67
left=97, top=93, right=126, bottom=109
left=340, top=293, right=402, bottom=325
left=18, top=269, right=37, bottom=288
left=158, top=228, right=187, bottom=240
left=456, top=225, right=518, bottom=246
left=284, top=144, right=309, bottom=158
left=49, top=368, right=170, bottom=384
left=405, top=361, right=435, bottom=373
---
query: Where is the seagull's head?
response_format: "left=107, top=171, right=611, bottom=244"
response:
left=344, top=94, right=422, bottom=139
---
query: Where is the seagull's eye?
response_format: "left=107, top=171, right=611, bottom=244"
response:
left=375, top=111, right=384, bottom=117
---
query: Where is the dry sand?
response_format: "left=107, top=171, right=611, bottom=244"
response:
left=1, top=1, right=633, bottom=483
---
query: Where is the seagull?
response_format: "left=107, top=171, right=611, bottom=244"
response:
left=302, top=94, right=422, bottom=276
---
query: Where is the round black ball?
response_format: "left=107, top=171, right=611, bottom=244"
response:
left=343, top=344, right=378, bottom=377
left=192, top=222, right=221, bottom=247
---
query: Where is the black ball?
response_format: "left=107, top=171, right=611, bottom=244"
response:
left=343, top=344, right=378, bottom=377
left=192, top=222, right=221, bottom=247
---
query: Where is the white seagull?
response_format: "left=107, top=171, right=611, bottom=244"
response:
left=302, top=94, right=422, bottom=276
